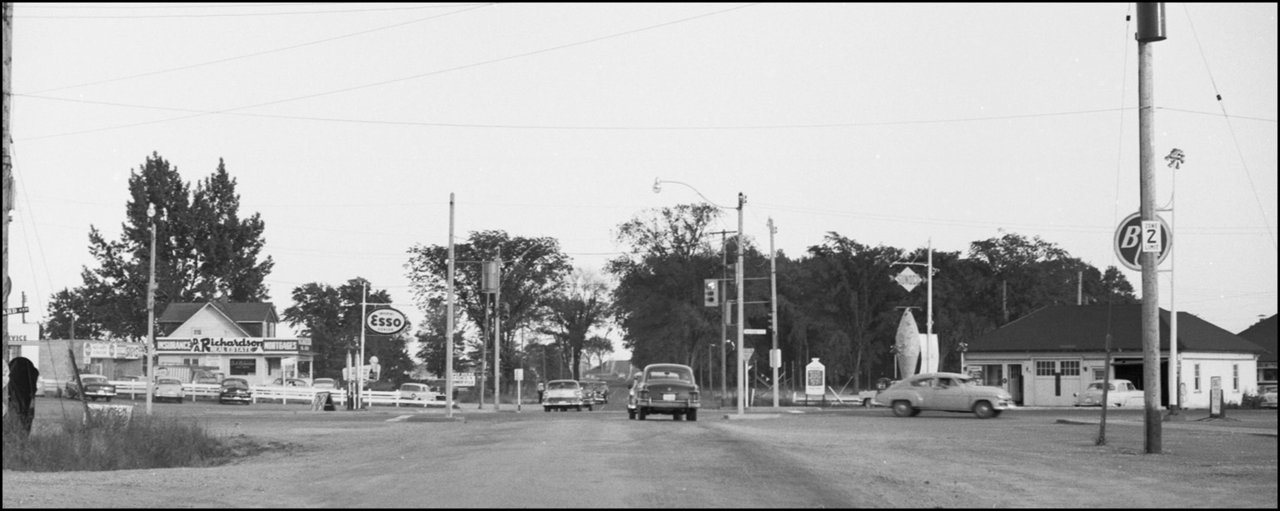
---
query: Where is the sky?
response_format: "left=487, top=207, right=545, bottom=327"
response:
left=5, top=3, right=1277, bottom=360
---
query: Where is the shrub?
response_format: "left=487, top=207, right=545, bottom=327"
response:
left=1238, top=392, right=1264, bottom=409
left=2, top=411, right=253, bottom=472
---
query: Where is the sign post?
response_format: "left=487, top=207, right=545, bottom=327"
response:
left=1114, top=212, right=1172, bottom=271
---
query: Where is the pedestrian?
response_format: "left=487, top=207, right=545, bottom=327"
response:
left=536, top=381, right=545, bottom=403
left=7, top=357, right=40, bottom=437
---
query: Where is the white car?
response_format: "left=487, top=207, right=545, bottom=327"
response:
left=543, top=379, right=588, bottom=412
left=399, top=382, right=444, bottom=402
left=1074, top=379, right=1144, bottom=407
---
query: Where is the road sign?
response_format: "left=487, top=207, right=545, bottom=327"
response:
left=894, top=267, right=922, bottom=292
left=365, top=307, right=408, bottom=335
left=452, top=372, right=475, bottom=387
left=3, top=306, right=29, bottom=316
left=743, top=328, right=767, bottom=335
left=1113, top=212, right=1171, bottom=271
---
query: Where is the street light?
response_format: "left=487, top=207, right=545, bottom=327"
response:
left=1161, top=148, right=1184, bottom=413
left=653, top=178, right=748, bottom=416
left=145, top=203, right=157, bottom=416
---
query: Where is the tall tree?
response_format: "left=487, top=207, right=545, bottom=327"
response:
left=282, top=278, right=414, bottom=383
left=44, top=152, right=272, bottom=340
left=540, top=268, right=613, bottom=380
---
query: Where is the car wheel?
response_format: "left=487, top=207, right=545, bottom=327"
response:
left=973, top=401, right=996, bottom=419
left=587, top=405, right=593, bottom=412
left=628, top=409, right=636, bottom=420
left=105, top=397, right=112, bottom=403
left=892, top=400, right=915, bottom=417
left=673, top=413, right=683, bottom=421
left=687, top=409, right=697, bottom=421
left=638, top=408, right=647, bottom=420
left=544, top=406, right=551, bottom=412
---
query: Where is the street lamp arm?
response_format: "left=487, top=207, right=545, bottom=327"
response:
left=653, top=178, right=731, bottom=210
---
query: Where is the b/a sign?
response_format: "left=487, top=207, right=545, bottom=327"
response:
left=1114, top=212, right=1171, bottom=271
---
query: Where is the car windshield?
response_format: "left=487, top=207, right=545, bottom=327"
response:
left=82, top=376, right=107, bottom=384
left=222, top=379, right=249, bottom=389
left=158, top=378, right=182, bottom=385
left=401, top=384, right=425, bottom=391
left=646, top=367, right=692, bottom=382
left=548, top=381, right=578, bottom=390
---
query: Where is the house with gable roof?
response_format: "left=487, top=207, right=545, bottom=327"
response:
left=1237, top=314, right=1277, bottom=385
left=155, top=301, right=314, bottom=386
left=964, top=304, right=1263, bottom=408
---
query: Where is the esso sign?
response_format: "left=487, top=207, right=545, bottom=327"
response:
left=1114, top=212, right=1171, bottom=271
left=365, top=308, right=408, bottom=335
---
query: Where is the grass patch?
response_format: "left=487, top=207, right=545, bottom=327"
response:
left=2, top=411, right=266, bottom=472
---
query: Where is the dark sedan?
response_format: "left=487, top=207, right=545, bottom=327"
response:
left=218, top=378, right=253, bottom=405
left=628, top=363, right=700, bottom=421
left=65, top=374, right=117, bottom=402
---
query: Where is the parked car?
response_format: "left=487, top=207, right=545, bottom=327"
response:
left=272, top=378, right=310, bottom=387
left=65, top=374, right=117, bottom=402
left=543, top=379, right=587, bottom=412
left=1259, top=384, right=1277, bottom=409
left=399, top=382, right=445, bottom=402
left=628, top=363, right=700, bottom=421
left=218, top=377, right=253, bottom=405
left=877, top=372, right=1013, bottom=419
left=581, top=380, right=610, bottom=405
left=152, top=377, right=186, bottom=403
left=1074, top=379, right=1144, bottom=408
left=313, top=378, right=338, bottom=389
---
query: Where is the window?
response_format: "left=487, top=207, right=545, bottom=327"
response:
left=1036, top=361, right=1056, bottom=376
left=193, top=329, right=202, bottom=335
left=1060, top=361, right=1080, bottom=376
left=229, top=358, right=256, bottom=376
left=1233, top=364, right=1239, bottom=391
left=1194, top=364, right=1201, bottom=392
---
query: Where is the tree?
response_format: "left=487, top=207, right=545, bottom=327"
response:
left=414, top=306, right=470, bottom=378
left=45, top=152, right=273, bottom=340
left=282, top=278, right=414, bottom=383
left=540, top=268, right=613, bottom=380
left=581, top=335, right=615, bottom=372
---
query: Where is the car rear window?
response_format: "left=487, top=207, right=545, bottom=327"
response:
left=548, top=381, right=578, bottom=390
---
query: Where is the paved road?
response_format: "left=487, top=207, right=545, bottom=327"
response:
left=5, top=397, right=1276, bottom=508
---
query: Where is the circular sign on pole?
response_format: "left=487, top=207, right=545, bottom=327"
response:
left=1113, top=212, right=1171, bottom=271
left=365, top=307, right=408, bottom=335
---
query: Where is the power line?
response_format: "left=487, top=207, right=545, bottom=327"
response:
left=17, top=3, right=493, bottom=19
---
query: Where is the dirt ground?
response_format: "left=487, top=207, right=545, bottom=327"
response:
left=3, top=398, right=1276, bottom=508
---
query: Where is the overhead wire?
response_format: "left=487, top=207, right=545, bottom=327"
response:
left=17, top=3, right=493, bottom=19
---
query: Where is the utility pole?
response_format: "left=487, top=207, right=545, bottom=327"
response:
left=735, top=192, right=746, bottom=416
left=445, top=193, right=456, bottom=418
left=709, top=229, right=735, bottom=408
left=1137, top=1, right=1166, bottom=454
left=768, top=218, right=779, bottom=408
left=3, top=2, right=14, bottom=369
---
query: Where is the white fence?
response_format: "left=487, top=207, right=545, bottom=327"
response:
left=97, top=380, right=446, bottom=408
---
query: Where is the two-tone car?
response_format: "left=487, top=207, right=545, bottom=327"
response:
left=581, top=380, right=610, bottom=406
left=153, top=377, right=186, bottom=403
left=628, top=363, right=700, bottom=421
left=399, top=382, right=445, bottom=403
left=543, top=379, right=588, bottom=412
left=1074, top=379, right=1144, bottom=408
left=218, top=377, right=253, bottom=405
left=65, top=374, right=117, bottom=402
left=877, top=372, right=1013, bottom=419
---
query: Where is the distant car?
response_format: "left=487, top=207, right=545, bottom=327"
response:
left=543, top=379, right=588, bottom=412
left=877, top=372, right=1013, bottom=419
left=1074, top=379, right=1144, bottom=408
left=153, top=377, right=186, bottom=403
left=272, top=378, right=310, bottom=387
left=65, top=374, right=117, bottom=402
left=218, top=377, right=253, bottom=405
left=195, top=375, right=222, bottom=385
left=628, top=363, right=700, bottom=421
left=313, top=378, right=338, bottom=389
left=581, top=381, right=610, bottom=405
left=399, top=382, right=445, bottom=402
left=1259, top=384, right=1277, bottom=409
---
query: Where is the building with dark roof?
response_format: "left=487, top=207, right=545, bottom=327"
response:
left=155, top=301, right=314, bottom=385
left=964, top=304, right=1263, bottom=408
left=1237, top=314, right=1277, bottom=384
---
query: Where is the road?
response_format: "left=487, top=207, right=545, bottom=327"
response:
left=3, top=396, right=1277, bottom=508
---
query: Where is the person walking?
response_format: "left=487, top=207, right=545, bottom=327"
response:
left=7, top=357, right=40, bottom=437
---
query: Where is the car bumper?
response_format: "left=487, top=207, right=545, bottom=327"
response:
left=636, top=399, right=699, bottom=410
left=84, top=391, right=116, bottom=399
left=220, top=395, right=252, bottom=403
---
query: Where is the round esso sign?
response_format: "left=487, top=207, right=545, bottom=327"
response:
left=366, top=308, right=408, bottom=335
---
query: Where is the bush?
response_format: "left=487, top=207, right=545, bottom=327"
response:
left=1237, top=392, right=1264, bottom=409
left=2, top=411, right=253, bottom=472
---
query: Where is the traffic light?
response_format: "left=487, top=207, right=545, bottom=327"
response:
left=703, top=279, right=719, bottom=307
left=767, top=311, right=774, bottom=330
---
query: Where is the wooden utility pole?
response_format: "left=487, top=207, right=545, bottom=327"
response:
left=4, top=2, right=15, bottom=368
left=1137, top=2, right=1167, bottom=454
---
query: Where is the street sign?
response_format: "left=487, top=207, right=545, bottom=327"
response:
left=365, top=307, right=408, bottom=335
left=3, top=306, right=29, bottom=316
left=894, top=267, right=923, bottom=292
left=452, top=372, right=475, bottom=387
left=743, top=328, right=767, bottom=335
left=1113, top=212, right=1171, bottom=271
left=742, top=348, right=755, bottom=359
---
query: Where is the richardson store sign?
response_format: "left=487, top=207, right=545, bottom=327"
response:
left=156, top=337, right=307, bottom=354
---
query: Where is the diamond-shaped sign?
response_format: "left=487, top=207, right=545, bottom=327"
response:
left=894, top=267, right=923, bottom=292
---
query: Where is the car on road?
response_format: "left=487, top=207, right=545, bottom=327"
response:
left=628, top=363, right=700, bottom=421
left=1073, top=379, right=1144, bottom=408
left=272, top=378, right=311, bottom=387
left=313, top=378, right=338, bottom=390
left=581, top=380, right=610, bottom=406
left=1259, top=384, right=1277, bottom=409
left=153, top=377, right=186, bottom=403
left=399, top=382, right=445, bottom=402
left=543, top=379, right=588, bottom=412
left=877, top=372, right=1013, bottom=419
left=65, top=374, right=117, bottom=402
left=218, top=377, right=253, bottom=405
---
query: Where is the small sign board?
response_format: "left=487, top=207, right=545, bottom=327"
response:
left=452, top=372, right=475, bottom=387
left=743, top=328, right=767, bottom=335
left=1114, top=212, right=1171, bottom=271
left=366, top=307, right=409, bottom=335
left=805, top=358, right=825, bottom=396
left=894, top=267, right=923, bottom=292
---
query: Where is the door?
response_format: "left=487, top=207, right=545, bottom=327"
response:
left=1008, top=364, right=1023, bottom=405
